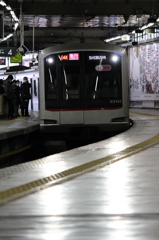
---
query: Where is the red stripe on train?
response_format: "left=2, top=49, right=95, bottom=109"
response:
left=45, top=107, right=122, bottom=112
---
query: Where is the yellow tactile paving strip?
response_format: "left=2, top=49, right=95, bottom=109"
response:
left=0, top=145, right=32, bottom=159
left=0, top=117, right=28, bottom=126
left=1, top=133, right=159, bottom=205
left=130, top=111, right=159, bottom=118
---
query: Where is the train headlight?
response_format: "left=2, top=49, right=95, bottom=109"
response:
left=111, top=55, right=119, bottom=62
left=46, top=57, right=54, bottom=64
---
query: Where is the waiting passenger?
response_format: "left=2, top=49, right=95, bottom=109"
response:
left=3, top=75, right=14, bottom=119
left=0, top=79, right=5, bottom=94
left=10, top=80, right=21, bottom=117
left=20, top=77, right=31, bottom=117
left=14, top=80, right=21, bottom=117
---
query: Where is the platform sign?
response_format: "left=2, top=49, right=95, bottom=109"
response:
left=0, top=47, right=16, bottom=57
left=10, top=53, right=22, bottom=63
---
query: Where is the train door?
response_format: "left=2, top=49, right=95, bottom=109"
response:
left=83, top=51, right=122, bottom=124
left=83, top=51, right=109, bottom=124
left=30, top=77, right=39, bottom=111
left=58, top=55, right=83, bottom=124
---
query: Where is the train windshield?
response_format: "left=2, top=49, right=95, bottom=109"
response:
left=61, top=65, right=80, bottom=100
left=85, top=52, right=122, bottom=101
left=44, top=51, right=122, bottom=109
left=44, top=55, right=57, bottom=101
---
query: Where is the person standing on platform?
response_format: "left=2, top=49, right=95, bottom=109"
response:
left=20, top=77, right=31, bottom=116
left=0, top=79, right=5, bottom=94
left=10, top=80, right=21, bottom=117
left=14, top=80, right=21, bottom=117
left=3, top=75, right=14, bottom=119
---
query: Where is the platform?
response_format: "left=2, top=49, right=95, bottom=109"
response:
left=0, top=111, right=40, bottom=167
left=0, top=108, right=159, bottom=239
left=0, top=111, right=39, bottom=139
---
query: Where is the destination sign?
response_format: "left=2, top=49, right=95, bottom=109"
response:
left=89, top=55, right=106, bottom=60
left=59, top=53, right=80, bottom=61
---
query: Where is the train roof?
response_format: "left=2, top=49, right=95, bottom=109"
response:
left=39, top=39, right=126, bottom=59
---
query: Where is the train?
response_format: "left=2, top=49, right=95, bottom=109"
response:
left=39, top=39, right=130, bottom=138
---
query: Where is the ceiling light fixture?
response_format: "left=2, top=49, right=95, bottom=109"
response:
left=146, top=28, right=155, bottom=34
left=0, top=1, right=19, bottom=42
left=121, top=34, right=130, bottom=41
left=105, top=36, right=121, bottom=42
left=0, top=1, right=6, bottom=7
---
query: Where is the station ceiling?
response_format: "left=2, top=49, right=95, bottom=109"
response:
left=1, top=0, right=159, bottom=52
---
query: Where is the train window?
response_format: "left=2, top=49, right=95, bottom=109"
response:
left=85, top=72, right=121, bottom=99
left=44, top=55, right=58, bottom=101
left=44, top=51, right=122, bottom=109
left=60, top=65, right=80, bottom=100
left=84, top=52, right=122, bottom=101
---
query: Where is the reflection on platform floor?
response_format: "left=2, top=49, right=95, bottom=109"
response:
left=0, top=109, right=159, bottom=239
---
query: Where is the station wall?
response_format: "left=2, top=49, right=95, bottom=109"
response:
left=129, top=42, right=159, bottom=109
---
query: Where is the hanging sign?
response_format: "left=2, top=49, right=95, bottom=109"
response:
left=0, top=47, right=16, bottom=56
left=10, top=53, right=22, bottom=63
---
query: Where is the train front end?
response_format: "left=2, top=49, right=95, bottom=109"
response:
left=39, top=40, right=130, bottom=134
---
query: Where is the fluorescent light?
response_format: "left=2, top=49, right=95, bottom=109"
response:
left=14, top=23, right=19, bottom=30
left=0, top=1, right=6, bottom=6
left=105, top=36, right=121, bottom=42
left=6, top=5, right=11, bottom=10
left=0, top=1, right=19, bottom=42
left=121, top=34, right=130, bottom=41
left=1, top=33, right=13, bottom=41
left=104, top=16, right=156, bottom=45
left=141, top=22, right=154, bottom=30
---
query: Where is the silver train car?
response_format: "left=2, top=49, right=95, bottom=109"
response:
left=39, top=39, right=130, bottom=135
